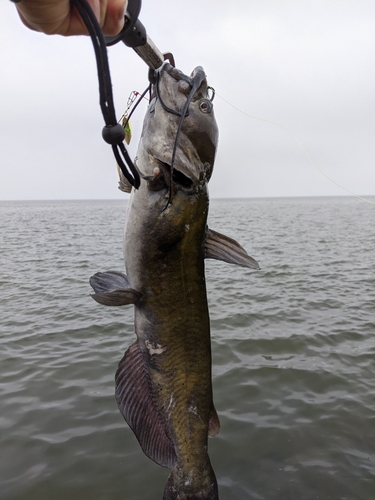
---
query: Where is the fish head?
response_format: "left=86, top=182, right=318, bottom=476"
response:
left=137, top=62, right=219, bottom=196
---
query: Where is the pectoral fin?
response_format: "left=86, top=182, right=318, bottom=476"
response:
left=205, top=228, right=260, bottom=269
left=89, top=271, right=141, bottom=306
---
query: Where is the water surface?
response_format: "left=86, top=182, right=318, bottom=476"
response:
left=1, top=197, right=374, bottom=499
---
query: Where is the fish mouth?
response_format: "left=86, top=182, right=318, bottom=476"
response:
left=155, top=159, right=194, bottom=190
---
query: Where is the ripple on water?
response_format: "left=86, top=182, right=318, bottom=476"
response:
left=1, top=198, right=375, bottom=499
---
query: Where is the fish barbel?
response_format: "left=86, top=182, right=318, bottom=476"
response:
left=90, top=62, right=260, bottom=499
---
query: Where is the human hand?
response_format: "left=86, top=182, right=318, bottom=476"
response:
left=13, top=0, right=127, bottom=36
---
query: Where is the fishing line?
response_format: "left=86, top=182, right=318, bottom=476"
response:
left=216, top=93, right=375, bottom=206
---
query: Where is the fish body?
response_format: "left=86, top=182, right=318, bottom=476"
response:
left=90, top=62, right=259, bottom=499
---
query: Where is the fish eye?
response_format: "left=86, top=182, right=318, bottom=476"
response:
left=199, top=99, right=212, bottom=114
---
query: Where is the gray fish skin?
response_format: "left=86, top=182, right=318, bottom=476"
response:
left=124, top=63, right=218, bottom=500
left=90, top=62, right=259, bottom=500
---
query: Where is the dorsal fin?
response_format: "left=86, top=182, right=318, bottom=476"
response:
left=205, top=228, right=260, bottom=270
left=115, top=342, right=176, bottom=468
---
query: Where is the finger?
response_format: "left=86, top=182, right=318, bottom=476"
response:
left=101, top=0, right=126, bottom=36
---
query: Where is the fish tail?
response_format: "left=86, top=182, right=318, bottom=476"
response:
left=163, top=465, right=219, bottom=500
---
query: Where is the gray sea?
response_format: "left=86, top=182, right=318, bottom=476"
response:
left=1, top=197, right=374, bottom=500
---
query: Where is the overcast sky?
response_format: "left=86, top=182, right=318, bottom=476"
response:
left=1, top=0, right=374, bottom=200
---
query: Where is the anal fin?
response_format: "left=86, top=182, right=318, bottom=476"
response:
left=208, top=404, right=220, bottom=438
left=115, top=342, right=176, bottom=468
left=89, top=271, right=141, bottom=306
left=205, top=228, right=260, bottom=270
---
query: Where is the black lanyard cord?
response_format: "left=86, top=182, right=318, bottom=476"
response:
left=71, top=0, right=140, bottom=189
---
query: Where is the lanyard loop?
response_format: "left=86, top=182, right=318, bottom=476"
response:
left=71, top=0, right=140, bottom=189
